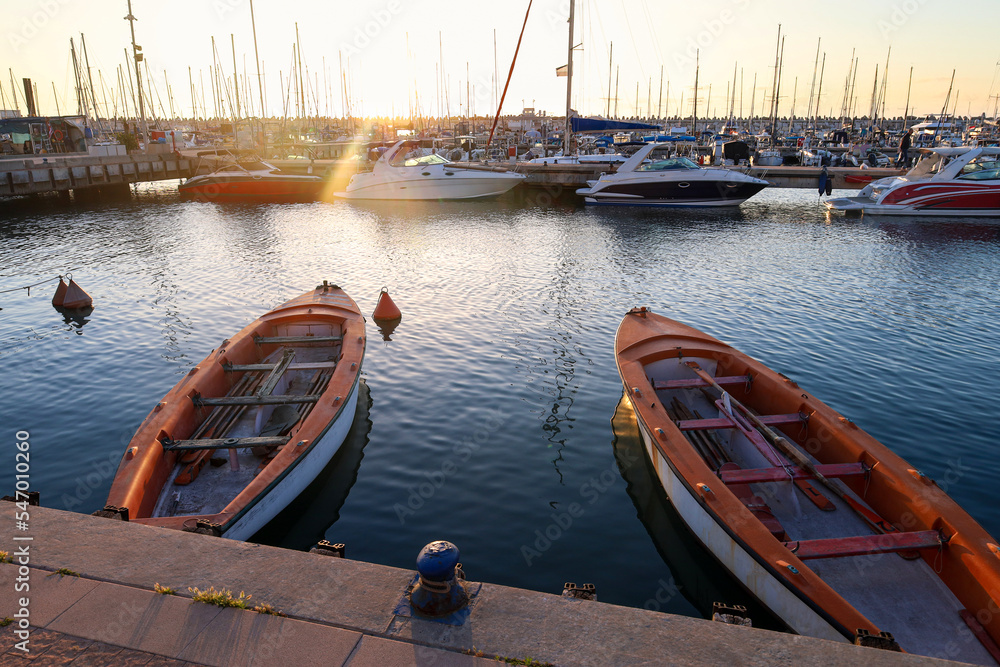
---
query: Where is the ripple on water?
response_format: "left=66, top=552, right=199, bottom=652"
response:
left=2, top=186, right=999, bottom=613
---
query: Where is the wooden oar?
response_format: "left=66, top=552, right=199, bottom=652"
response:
left=685, top=361, right=908, bottom=540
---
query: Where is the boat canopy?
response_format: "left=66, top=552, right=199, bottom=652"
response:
left=571, top=117, right=660, bottom=133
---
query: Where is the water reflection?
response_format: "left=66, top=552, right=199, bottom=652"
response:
left=251, top=380, right=374, bottom=550
left=611, top=394, right=786, bottom=631
left=56, top=306, right=93, bottom=334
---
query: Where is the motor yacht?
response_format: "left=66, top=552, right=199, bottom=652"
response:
left=575, top=143, right=769, bottom=207
left=826, top=146, right=1000, bottom=216
left=334, top=140, right=525, bottom=200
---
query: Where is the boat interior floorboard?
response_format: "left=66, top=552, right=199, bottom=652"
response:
left=653, top=374, right=995, bottom=665
left=151, top=345, right=339, bottom=520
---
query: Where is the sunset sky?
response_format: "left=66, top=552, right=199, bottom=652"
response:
left=4, top=0, right=999, bottom=122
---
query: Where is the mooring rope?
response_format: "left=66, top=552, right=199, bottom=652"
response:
left=0, top=271, right=75, bottom=297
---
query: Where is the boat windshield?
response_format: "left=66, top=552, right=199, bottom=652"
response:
left=218, top=161, right=273, bottom=173
left=402, top=153, right=450, bottom=167
left=958, top=157, right=1000, bottom=181
left=636, top=157, right=700, bottom=171
left=904, top=152, right=945, bottom=179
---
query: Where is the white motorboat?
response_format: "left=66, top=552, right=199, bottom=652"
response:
left=334, top=140, right=525, bottom=200
left=576, top=143, right=769, bottom=207
left=826, top=146, right=1000, bottom=217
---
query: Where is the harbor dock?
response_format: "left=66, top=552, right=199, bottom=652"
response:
left=0, top=150, right=196, bottom=198
left=1, top=503, right=965, bottom=666
left=0, top=144, right=900, bottom=200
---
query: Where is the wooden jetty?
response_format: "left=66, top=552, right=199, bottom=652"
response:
left=0, top=149, right=196, bottom=198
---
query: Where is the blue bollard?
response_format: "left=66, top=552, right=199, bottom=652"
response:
left=410, top=540, right=470, bottom=618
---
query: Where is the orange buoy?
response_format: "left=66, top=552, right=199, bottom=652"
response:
left=60, top=279, right=93, bottom=310
left=372, top=287, right=401, bottom=321
left=52, top=277, right=68, bottom=307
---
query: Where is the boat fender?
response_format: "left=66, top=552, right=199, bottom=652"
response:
left=818, top=167, right=828, bottom=196
left=826, top=175, right=834, bottom=196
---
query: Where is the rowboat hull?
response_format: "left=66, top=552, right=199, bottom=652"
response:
left=628, top=404, right=846, bottom=642
left=107, top=284, right=365, bottom=540
left=216, top=382, right=359, bottom=541
left=616, top=308, right=1000, bottom=663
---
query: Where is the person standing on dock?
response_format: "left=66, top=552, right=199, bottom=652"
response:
left=896, top=129, right=912, bottom=169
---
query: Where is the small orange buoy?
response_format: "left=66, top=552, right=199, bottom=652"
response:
left=61, top=279, right=93, bottom=310
left=372, top=287, right=401, bottom=321
left=52, top=277, right=68, bottom=307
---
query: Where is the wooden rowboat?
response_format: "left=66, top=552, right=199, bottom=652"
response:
left=106, top=282, right=365, bottom=540
left=616, top=307, right=1000, bottom=663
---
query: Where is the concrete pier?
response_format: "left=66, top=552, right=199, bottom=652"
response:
left=0, top=504, right=970, bottom=666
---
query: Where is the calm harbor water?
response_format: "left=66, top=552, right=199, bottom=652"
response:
left=2, top=184, right=999, bottom=621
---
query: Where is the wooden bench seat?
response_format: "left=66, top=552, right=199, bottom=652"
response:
left=677, top=413, right=803, bottom=431
left=193, top=395, right=319, bottom=407
left=162, top=436, right=290, bottom=452
left=254, top=334, right=342, bottom=344
left=783, top=530, right=944, bottom=560
left=720, top=462, right=867, bottom=485
left=653, top=375, right=750, bottom=391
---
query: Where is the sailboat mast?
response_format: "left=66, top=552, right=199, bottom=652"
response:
left=692, top=49, right=699, bottom=138
left=125, top=0, right=147, bottom=143
left=771, top=36, right=785, bottom=138
left=768, top=24, right=781, bottom=139
left=563, top=0, right=575, bottom=155
left=295, top=23, right=305, bottom=119
left=657, top=64, right=663, bottom=119
left=812, top=53, right=825, bottom=131
left=902, top=66, right=913, bottom=129
left=231, top=34, right=240, bottom=120
left=607, top=42, right=613, bottom=118
left=250, top=0, right=265, bottom=120
left=806, top=38, right=820, bottom=130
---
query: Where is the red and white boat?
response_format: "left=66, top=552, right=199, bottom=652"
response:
left=616, top=308, right=1000, bottom=663
left=826, top=146, right=1000, bottom=217
left=180, top=159, right=324, bottom=200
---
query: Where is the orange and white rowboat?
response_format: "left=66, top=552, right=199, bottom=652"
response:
left=106, top=282, right=365, bottom=540
left=616, top=307, right=1000, bottom=663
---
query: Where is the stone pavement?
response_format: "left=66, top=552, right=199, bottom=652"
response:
left=0, top=505, right=976, bottom=666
